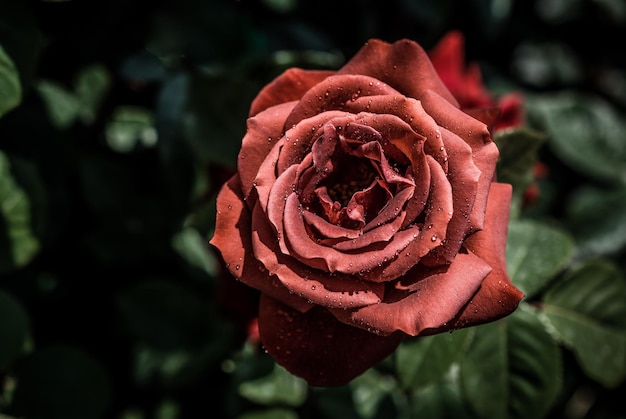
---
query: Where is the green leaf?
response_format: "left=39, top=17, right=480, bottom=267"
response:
left=0, top=150, right=40, bottom=273
left=506, top=219, right=575, bottom=299
left=75, top=64, right=110, bottom=124
left=37, top=64, right=111, bottom=129
left=0, top=290, right=30, bottom=370
left=460, top=304, right=562, bottom=419
left=10, top=344, right=112, bottom=419
left=36, top=80, right=80, bottom=129
left=181, top=73, right=257, bottom=167
left=237, top=408, right=299, bottom=419
left=238, top=363, right=307, bottom=407
left=0, top=0, right=44, bottom=94
left=495, top=127, right=547, bottom=218
left=105, top=106, right=157, bottom=153
left=395, top=328, right=473, bottom=389
left=528, top=92, right=626, bottom=185
left=565, top=185, right=626, bottom=257
left=116, top=279, right=213, bottom=351
left=542, top=259, right=626, bottom=388
left=349, top=367, right=397, bottom=419
left=171, top=227, right=219, bottom=276
left=0, top=43, right=21, bottom=118
left=409, top=381, right=474, bottom=419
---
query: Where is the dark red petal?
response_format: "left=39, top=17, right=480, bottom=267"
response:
left=252, top=200, right=385, bottom=309
left=283, top=193, right=417, bottom=275
left=249, top=68, right=335, bottom=117
left=337, top=39, right=459, bottom=107
left=283, top=74, right=400, bottom=128
left=464, top=106, right=502, bottom=133
left=258, top=295, right=405, bottom=387
left=239, top=101, right=297, bottom=198
left=420, top=126, right=482, bottom=266
left=428, top=31, right=493, bottom=109
left=343, top=95, right=448, bottom=167
left=209, top=175, right=312, bottom=312
left=494, top=93, right=525, bottom=131
left=419, top=90, right=499, bottom=265
left=266, top=164, right=299, bottom=255
left=276, top=110, right=351, bottom=174
left=450, top=182, right=524, bottom=328
left=302, top=210, right=361, bottom=240
left=361, top=156, right=452, bottom=282
left=330, top=250, right=491, bottom=336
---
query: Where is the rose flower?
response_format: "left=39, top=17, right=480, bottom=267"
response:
left=210, top=39, right=524, bottom=387
left=428, top=30, right=525, bottom=132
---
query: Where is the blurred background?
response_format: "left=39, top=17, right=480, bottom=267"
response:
left=1, top=0, right=626, bottom=418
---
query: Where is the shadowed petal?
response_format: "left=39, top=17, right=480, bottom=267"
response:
left=258, top=295, right=405, bottom=387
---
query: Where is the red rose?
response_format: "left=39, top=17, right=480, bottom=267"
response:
left=429, top=30, right=525, bottom=131
left=210, top=39, right=524, bottom=386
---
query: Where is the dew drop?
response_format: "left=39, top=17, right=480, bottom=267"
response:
left=431, top=235, right=437, bottom=242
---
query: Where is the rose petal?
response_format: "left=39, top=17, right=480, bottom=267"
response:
left=360, top=156, right=452, bottom=282
left=343, top=95, right=448, bottom=167
left=448, top=182, right=524, bottom=329
left=276, top=111, right=349, bottom=174
left=258, top=295, right=405, bottom=387
left=266, top=164, right=300, bottom=255
left=283, top=193, right=417, bottom=275
left=210, top=175, right=312, bottom=312
left=420, top=126, right=482, bottom=266
left=284, top=74, right=401, bottom=128
left=427, top=30, right=493, bottom=109
left=337, top=39, right=459, bottom=107
left=252, top=200, right=385, bottom=309
left=239, top=101, right=297, bottom=198
left=464, top=106, right=501, bottom=132
left=249, top=68, right=335, bottom=117
left=495, top=93, right=525, bottom=131
left=330, top=250, right=491, bottom=336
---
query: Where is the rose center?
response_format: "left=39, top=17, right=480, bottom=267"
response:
left=325, top=157, right=376, bottom=207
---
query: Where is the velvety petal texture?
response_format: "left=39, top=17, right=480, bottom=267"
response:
left=210, top=37, right=524, bottom=386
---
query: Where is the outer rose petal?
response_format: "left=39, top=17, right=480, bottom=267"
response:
left=210, top=175, right=312, bottom=313
left=258, top=294, right=405, bottom=387
left=249, top=68, right=335, bottom=117
left=239, top=101, right=297, bottom=198
left=330, top=250, right=491, bottom=336
left=446, top=182, right=524, bottom=330
left=338, top=39, right=459, bottom=108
